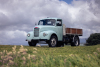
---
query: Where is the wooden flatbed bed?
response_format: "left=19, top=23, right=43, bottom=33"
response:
left=66, top=28, right=82, bottom=36
left=63, top=24, right=82, bottom=36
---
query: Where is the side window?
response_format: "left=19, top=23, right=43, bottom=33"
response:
left=39, top=21, right=43, bottom=25
left=56, top=19, right=62, bottom=26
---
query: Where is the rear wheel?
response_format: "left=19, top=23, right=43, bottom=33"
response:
left=28, top=41, right=37, bottom=46
left=49, top=36, right=57, bottom=47
left=71, top=36, right=80, bottom=46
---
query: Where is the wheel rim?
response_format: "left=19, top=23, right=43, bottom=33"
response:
left=75, top=40, right=78, bottom=46
left=51, top=38, right=56, bottom=46
left=75, top=38, right=79, bottom=46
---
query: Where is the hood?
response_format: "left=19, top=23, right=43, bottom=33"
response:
left=34, top=25, right=56, bottom=32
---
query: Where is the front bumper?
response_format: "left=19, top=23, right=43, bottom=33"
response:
left=26, top=39, right=48, bottom=42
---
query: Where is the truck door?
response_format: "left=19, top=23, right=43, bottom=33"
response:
left=56, top=19, right=63, bottom=41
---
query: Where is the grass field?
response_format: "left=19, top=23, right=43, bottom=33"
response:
left=0, top=45, right=100, bottom=67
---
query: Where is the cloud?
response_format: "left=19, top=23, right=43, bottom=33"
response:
left=0, top=0, right=99, bottom=45
left=0, top=30, right=27, bottom=45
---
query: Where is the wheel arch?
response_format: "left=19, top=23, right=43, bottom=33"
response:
left=71, top=35, right=79, bottom=41
left=50, top=33, right=58, bottom=41
left=74, top=35, right=79, bottom=40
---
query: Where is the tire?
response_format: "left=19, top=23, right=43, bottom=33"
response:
left=28, top=41, right=37, bottom=46
left=71, top=36, right=80, bottom=46
left=57, top=41, right=64, bottom=47
left=49, top=36, right=57, bottom=47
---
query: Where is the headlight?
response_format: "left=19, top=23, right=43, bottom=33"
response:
left=27, top=33, right=30, bottom=37
left=43, top=33, right=48, bottom=37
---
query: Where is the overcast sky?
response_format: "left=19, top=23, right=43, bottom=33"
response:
left=0, top=0, right=100, bottom=45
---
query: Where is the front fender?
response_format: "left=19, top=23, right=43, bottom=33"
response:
left=26, top=31, right=33, bottom=41
left=39, top=30, right=57, bottom=40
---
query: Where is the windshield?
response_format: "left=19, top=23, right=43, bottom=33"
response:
left=38, top=19, right=56, bottom=26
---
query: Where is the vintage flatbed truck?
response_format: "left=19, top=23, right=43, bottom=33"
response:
left=26, top=18, right=82, bottom=47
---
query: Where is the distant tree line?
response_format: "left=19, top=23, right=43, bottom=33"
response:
left=86, top=33, right=100, bottom=46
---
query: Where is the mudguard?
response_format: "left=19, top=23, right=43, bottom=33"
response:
left=39, top=30, right=58, bottom=40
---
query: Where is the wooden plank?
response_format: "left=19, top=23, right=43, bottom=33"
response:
left=66, top=28, right=70, bottom=33
left=72, top=28, right=76, bottom=34
left=77, top=29, right=82, bottom=34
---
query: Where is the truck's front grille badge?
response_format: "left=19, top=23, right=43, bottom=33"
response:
left=34, top=28, right=39, bottom=37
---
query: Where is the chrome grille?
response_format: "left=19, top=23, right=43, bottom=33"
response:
left=34, top=28, right=39, bottom=37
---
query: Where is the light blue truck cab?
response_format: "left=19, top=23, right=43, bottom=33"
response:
left=26, top=18, right=82, bottom=47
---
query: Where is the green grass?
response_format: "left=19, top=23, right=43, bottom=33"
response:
left=0, top=45, right=100, bottom=67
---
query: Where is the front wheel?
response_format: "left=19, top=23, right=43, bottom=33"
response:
left=28, top=41, right=37, bottom=46
left=71, top=36, right=80, bottom=46
left=48, top=36, right=57, bottom=47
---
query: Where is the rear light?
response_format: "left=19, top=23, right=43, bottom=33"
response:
left=35, top=27, right=38, bottom=28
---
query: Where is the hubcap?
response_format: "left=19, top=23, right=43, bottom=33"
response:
left=51, top=38, right=56, bottom=46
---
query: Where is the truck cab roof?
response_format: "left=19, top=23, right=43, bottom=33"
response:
left=41, top=18, right=62, bottom=20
